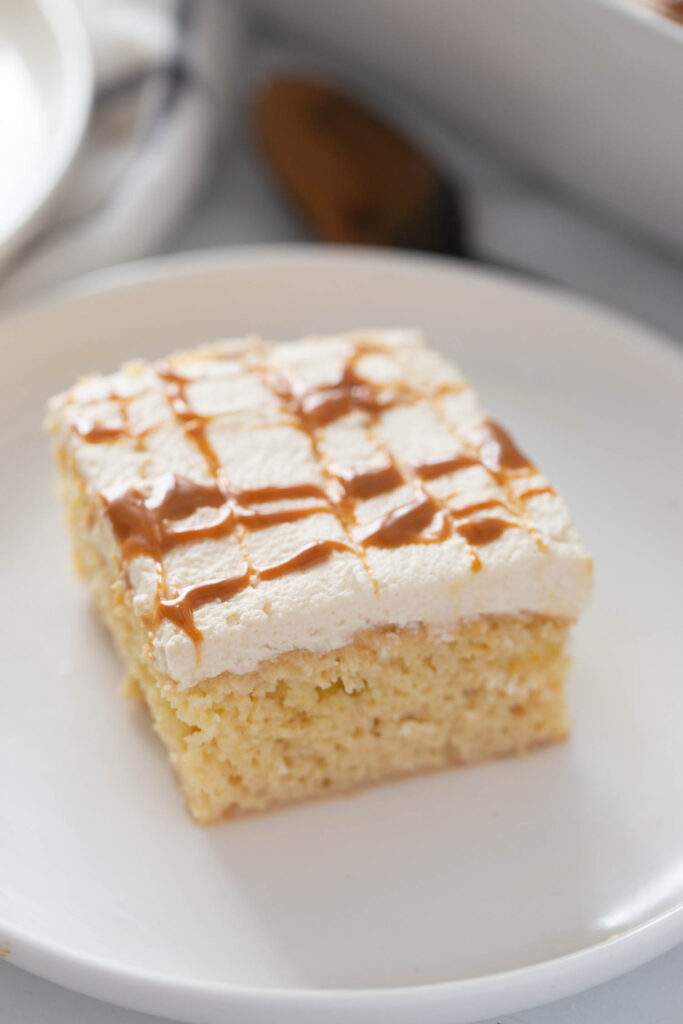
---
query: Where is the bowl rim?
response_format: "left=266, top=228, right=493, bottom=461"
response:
left=0, top=0, right=93, bottom=269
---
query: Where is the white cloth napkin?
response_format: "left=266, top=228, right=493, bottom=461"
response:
left=0, top=0, right=237, bottom=308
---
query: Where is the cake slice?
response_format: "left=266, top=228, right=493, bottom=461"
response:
left=46, top=329, right=592, bottom=822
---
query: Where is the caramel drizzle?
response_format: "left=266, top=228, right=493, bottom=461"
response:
left=72, top=390, right=136, bottom=445
left=156, top=363, right=222, bottom=477
left=457, top=517, right=511, bottom=546
left=259, top=539, right=353, bottom=580
left=290, top=374, right=383, bottom=427
left=518, top=485, right=556, bottom=501
left=159, top=570, right=251, bottom=643
left=72, top=418, right=128, bottom=444
left=332, top=461, right=404, bottom=499
left=414, top=453, right=478, bottom=480
left=459, top=421, right=548, bottom=553
left=256, top=349, right=395, bottom=590
left=450, top=498, right=507, bottom=520
left=104, top=475, right=333, bottom=561
left=275, top=352, right=391, bottom=429
left=257, top=346, right=472, bottom=573
left=271, top=342, right=463, bottom=431
left=236, top=482, right=326, bottom=503
left=357, top=492, right=440, bottom=548
left=157, top=539, right=359, bottom=641
left=73, top=342, right=549, bottom=642
left=469, top=418, right=532, bottom=474
left=148, top=475, right=224, bottom=517
left=356, top=493, right=517, bottom=564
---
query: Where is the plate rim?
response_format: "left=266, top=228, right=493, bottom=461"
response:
left=4, top=243, right=682, bottom=361
left=0, top=0, right=93, bottom=268
left=2, top=245, right=682, bottom=1023
left=3, top=899, right=683, bottom=1015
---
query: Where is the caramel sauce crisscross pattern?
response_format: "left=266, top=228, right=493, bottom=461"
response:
left=68, top=339, right=554, bottom=643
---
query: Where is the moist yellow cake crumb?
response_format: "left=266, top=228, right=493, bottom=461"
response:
left=139, top=616, right=569, bottom=823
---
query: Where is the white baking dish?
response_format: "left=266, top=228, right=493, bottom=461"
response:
left=250, top=0, right=683, bottom=257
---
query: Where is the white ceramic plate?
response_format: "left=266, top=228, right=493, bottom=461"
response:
left=1, top=248, right=682, bottom=1024
left=0, top=0, right=92, bottom=269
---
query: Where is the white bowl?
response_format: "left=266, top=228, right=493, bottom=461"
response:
left=0, top=0, right=92, bottom=270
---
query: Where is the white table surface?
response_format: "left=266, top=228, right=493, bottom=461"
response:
left=3, top=114, right=682, bottom=1024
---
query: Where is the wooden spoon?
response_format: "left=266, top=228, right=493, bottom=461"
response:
left=255, top=76, right=468, bottom=256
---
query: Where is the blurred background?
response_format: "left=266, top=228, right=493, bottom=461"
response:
left=2, top=0, right=682, bottom=337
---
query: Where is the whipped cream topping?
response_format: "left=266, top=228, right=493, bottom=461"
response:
left=47, top=330, right=592, bottom=688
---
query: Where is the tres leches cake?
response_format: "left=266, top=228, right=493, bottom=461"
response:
left=46, top=329, right=592, bottom=822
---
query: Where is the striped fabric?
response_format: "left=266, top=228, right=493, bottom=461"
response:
left=1, top=0, right=236, bottom=306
